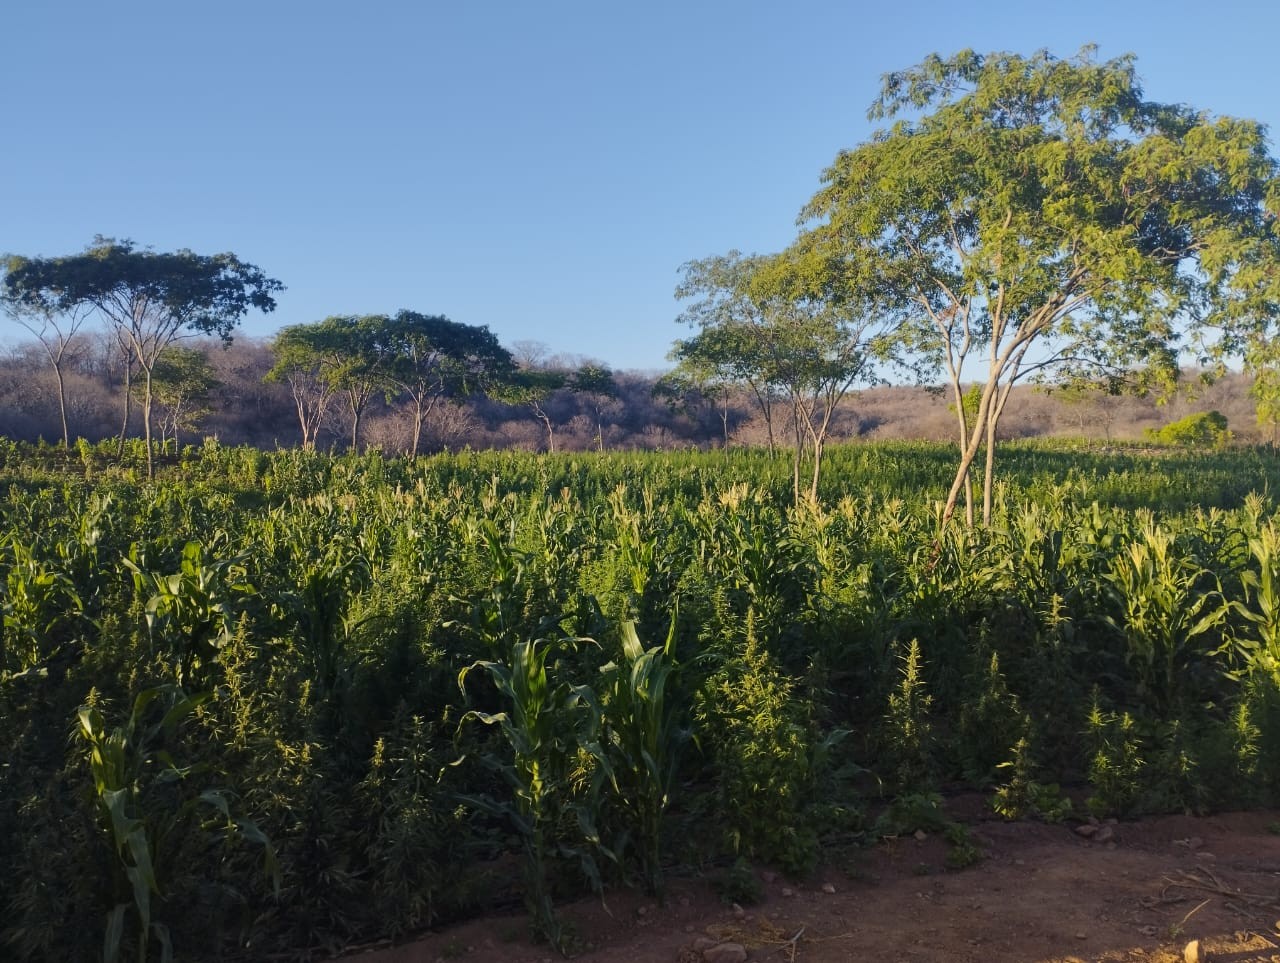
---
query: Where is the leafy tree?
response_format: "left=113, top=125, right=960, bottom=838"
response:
left=675, top=249, right=892, bottom=502
left=500, top=363, right=617, bottom=453
left=673, top=253, right=783, bottom=453
left=652, top=368, right=735, bottom=447
left=570, top=363, right=619, bottom=451
left=2, top=237, right=281, bottom=475
left=503, top=368, right=569, bottom=452
left=381, top=311, right=514, bottom=455
left=794, top=47, right=1280, bottom=526
left=150, top=347, right=220, bottom=449
left=267, top=315, right=391, bottom=451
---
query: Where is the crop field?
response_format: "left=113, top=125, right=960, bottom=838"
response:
left=5, top=439, right=1280, bottom=960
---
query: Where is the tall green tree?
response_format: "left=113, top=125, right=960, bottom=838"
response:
left=675, top=250, right=892, bottom=502
left=382, top=311, right=514, bottom=455
left=795, top=47, right=1280, bottom=526
left=2, top=237, right=281, bottom=475
left=673, top=253, right=782, bottom=453
left=267, top=315, right=392, bottom=451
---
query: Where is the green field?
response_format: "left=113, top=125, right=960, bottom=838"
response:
left=6, top=439, right=1280, bottom=960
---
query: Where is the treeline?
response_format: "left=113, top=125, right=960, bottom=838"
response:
left=0, top=326, right=1270, bottom=453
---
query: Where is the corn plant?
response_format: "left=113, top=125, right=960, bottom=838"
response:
left=1231, top=519, right=1280, bottom=682
left=1, top=537, right=85, bottom=678
left=596, top=618, right=688, bottom=898
left=122, top=540, right=255, bottom=688
left=457, top=636, right=603, bottom=951
left=1105, top=518, right=1231, bottom=715
left=77, top=686, right=277, bottom=963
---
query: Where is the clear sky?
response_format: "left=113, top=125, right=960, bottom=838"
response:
left=3, top=0, right=1277, bottom=372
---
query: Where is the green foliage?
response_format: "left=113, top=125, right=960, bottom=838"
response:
left=882, top=639, right=935, bottom=792
left=595, top=619, right=688, bottom=897
left=77, top=686, right=277, bottom=963
left=458, top=636, right=603, bottom=950
left=1144, top=411, right=1232, bottom=448
left=795, top=46, right=1280, bottom=527
left=695, top=611, right=820, bottom=874
left=5, top=441, right=1280, bottom=958
left=991, top=734, right=1073, bottom=823
left=711, top=858, right=764, bottom=905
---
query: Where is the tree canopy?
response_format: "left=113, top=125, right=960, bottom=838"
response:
left=674, top=249, right=893, bottom=501
left=792, top=46, right=1280, bottom=525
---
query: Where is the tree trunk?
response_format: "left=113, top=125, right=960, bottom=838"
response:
left=983, top=418, right=997, bottom=527
left=141, top=368, right=155, bottom=479
left=411, top=398, right=425, bottom=457
left=808, top=435, right=824, bottom=503
left=720, top=388, right=730, bottom=448
left=117, top=359, right=132, bottom=457
left=53, top=361, right=69, bottom=449
left=790, top=402, right=804, bottom=505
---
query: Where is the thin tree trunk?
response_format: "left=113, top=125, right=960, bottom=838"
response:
left=53, top=361, right=69, bottom=448
left=808, top=436, right=824, bottom=503
left=117, top=359, right=132, bottom=457
left=142, top=368, right=155, bottom=479
left=411, top=398, right=425, bottom=456
left=720, top=387, right=730, bottom=448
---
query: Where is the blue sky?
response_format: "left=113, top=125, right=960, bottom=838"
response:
left=3, top=0, right=1277, bottom=371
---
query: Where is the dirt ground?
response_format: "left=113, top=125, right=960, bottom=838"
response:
left=349, top=806, right=1280, bottom=963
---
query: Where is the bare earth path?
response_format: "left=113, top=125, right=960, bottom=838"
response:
left=350, top=808, right=1280, bottom=963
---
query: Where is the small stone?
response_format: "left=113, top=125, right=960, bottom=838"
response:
left=1075, top=931, right=1088, bottom=940
left=1187, top=836, right=1204, bottom=850
left=637, top=905, right=648, bottom=916
left=1184, top=938, right=1203, bottom=963
left=913, top=829, right=928, bottom=841
left=703, top=943, right=749, bottom=963
left=732, top=902, right=745, bottom=919
left=781, top=886, right=795, bottom=898
left=761, top=870, right=777, bottom=884
left=1093, top=825, right=1115, bottom=844
left=1075, top=823, right=1099, bottom=838
left=691, top=936, right=719, bottom=951
left=685, top=924, right=695, bottom=933
left=1140, top=925, right=1158, bottom=937
left=1195, top=851, right=1217, bottom=862
left=821, top=882, right=837, bottom=894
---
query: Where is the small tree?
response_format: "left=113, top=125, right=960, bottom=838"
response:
left=151, top=347, right=220, bottom=449
left=570, top=363, right=618, bottom=451
left=267, top=315, right=391, bottom=451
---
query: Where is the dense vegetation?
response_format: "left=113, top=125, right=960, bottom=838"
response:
left=6, top=439, right=1280, bottom=959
